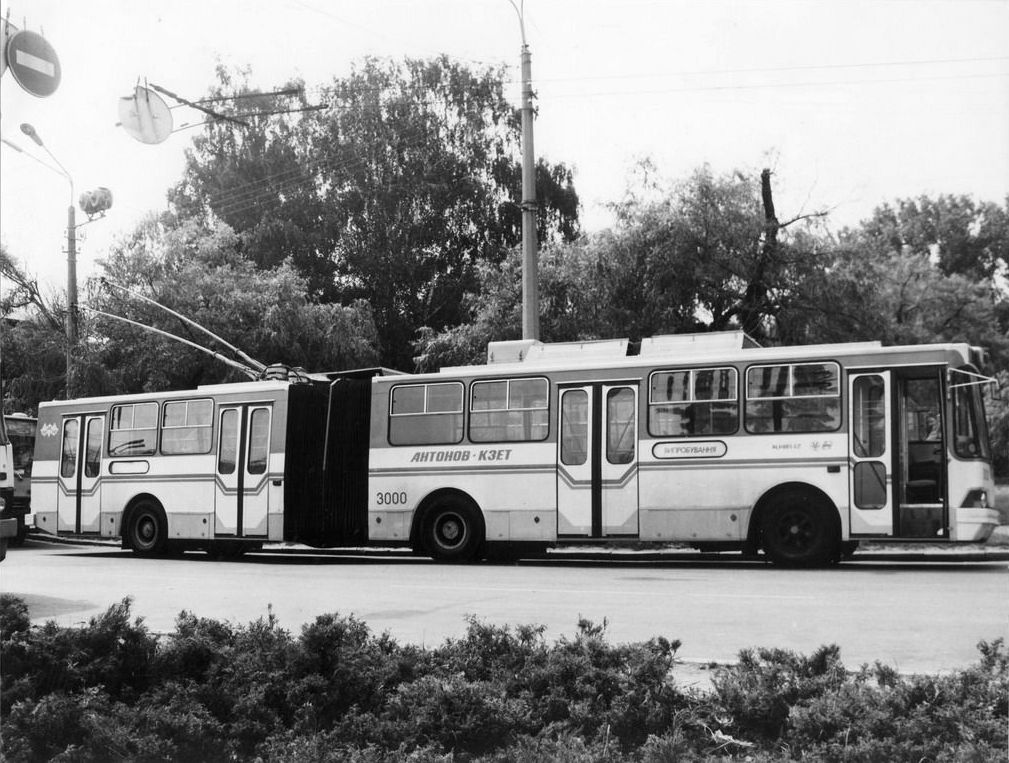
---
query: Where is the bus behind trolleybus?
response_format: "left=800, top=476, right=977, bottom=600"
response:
left=29, top=331, right=1000, bottom=566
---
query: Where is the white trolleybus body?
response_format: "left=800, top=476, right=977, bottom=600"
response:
left=367, top=331, right=998, bottom=565
left=31, top=332, right=998, bottom=565
left=32, top=370, right=380, bottom=555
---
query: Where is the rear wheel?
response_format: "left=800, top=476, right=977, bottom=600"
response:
left=420, top=497, right=484, bottom=562
left=127, top=500, right=168, bottom=556
left=10, top=516, right=27, bottom=547
left=760, top=489, right=838, bottom=567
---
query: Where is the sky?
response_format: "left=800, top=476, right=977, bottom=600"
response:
left=1, top=0, right=1007, bottom=295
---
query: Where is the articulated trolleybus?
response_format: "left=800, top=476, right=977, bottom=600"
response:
left=32, top=332, right=998, bottom=566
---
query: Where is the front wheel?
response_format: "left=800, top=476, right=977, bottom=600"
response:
left=760, top=489, right=838, bottom=567
left=127, top=500, right=168, bottom=556
left=420, top=497, right=484, bottom=562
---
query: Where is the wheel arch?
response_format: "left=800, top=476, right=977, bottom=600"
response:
left=120, top=493, right=167, bottom=549
left=746, top=481, right=841, bottom=553
left=409, top=487, right=484, bottom=550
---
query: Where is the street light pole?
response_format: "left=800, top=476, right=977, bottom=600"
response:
left=509, top=1, right=539, bottom=341
left=19, top=123, right=77, bottom=397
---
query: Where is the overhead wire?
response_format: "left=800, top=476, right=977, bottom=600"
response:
left=175, top=52, right=1007, bottom=219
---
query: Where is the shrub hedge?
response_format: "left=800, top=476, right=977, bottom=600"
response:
left=1, top=595, right=1005, bottom=761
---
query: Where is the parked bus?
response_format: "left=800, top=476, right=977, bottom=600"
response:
left=0, top=415, right=16, bottom=559
left=4, top=414, right=37, bottom=544
left=31, top=332, right=999, bottom=566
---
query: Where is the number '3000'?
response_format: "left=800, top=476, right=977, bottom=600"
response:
left=376, top=491, right=408, bottom=506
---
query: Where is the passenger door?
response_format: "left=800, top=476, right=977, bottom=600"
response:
left=57, top=414, right=105, bottom=534
left=557, top=383, right=639, bottom=538
left=848, top=372, right=894, bottom=535
left=215, top=404, right=272, bottom=537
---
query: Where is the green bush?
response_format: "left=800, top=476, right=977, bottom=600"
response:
left=1, top=595, right=1005, bottom=762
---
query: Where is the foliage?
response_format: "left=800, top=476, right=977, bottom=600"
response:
left=2, top=596, right=1006, bottom=762
left=89, top=214, right=380, bottom=393
left=170, top=59, right=580, bottom=370
left=0, top=245, right=69, bottom=411
left=858, top=194, right=1009, bottom=282
left=416, top=165, right=836, bottom=366
left=414, top=172, right=1009, bottom=477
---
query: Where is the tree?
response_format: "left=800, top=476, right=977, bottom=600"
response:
left=416, top=164, right=834, bottom=367
left=170, top=58, right=580, bottom=370
left=859, top=195, right=1009, bottom=282
left=90, top=215, right=379, bottom=393
left=1, top=245, right=69, bottom=411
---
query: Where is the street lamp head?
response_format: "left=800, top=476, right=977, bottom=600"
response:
left=19, top=123, right=44, bottom=146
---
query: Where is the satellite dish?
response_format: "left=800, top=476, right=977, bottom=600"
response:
left=118, top=85, right=173, bottom=144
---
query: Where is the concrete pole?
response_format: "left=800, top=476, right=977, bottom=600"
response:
left=519, top=42, right=539, bottom=341
left=66, top=203, right=77, bottom=398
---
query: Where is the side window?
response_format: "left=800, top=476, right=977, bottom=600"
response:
left=952, top=382, right=989, bottom=459
left=61, top=419, right=79, bottom=478
left=470, top=377, right=549, bottom=442
left=649, top=367, right=738, bottom=437
left=746, top=362, right=840, bottom=433
left=161, top=399, right=214, bottom=455
left=109, top=402, right=158, bottom=455
left=389, top=382, right=464, bottom=445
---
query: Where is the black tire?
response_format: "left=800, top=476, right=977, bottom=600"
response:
left=10, top=516, right=27, bottom=547
left=420, top=497, right=484, bottom=562
left=127, top=500, right=168, bottom=556
left=760, top=488, right=839, bottom=567
left=840, top=541, right=859, bottom=560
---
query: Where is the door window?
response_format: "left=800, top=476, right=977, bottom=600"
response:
left=61, top=419, right=79, bottom=478
left=852, top=375, right=886, bottom=458
left=218, top=409, right=238, bottom=475
left=606, top=388, right=636, bottom=465
left=854, top=462, right=887, bottom=509
left=561, top=390, right=588, bottom=466
left=248, top=408, right=270, bottom=475
left=84, top=418, right=103, bottom=478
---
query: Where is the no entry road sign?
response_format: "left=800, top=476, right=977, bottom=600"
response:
left=5, top=29, right=61, bottom=97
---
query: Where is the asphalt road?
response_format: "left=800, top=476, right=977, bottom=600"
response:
left=2, top=537, right=1007, bottom=679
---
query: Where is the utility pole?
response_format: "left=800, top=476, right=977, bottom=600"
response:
left=67, top=203, right=77, bottom=351
left=18, top=125, right=110, bottom=398
left=511, top=1, right=539, bottom=340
